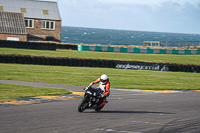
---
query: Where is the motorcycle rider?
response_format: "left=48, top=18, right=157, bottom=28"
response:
left=89, top=74, right=110, bottom=107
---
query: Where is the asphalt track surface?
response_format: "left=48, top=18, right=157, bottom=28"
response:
left=0, top=80, right=200, bottom=133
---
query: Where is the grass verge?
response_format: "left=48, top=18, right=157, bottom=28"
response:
left=0, top=83, right=71, bottom=99
left=0, top=83, right=71, bottom=100
left=1, top=48, right=200, bottom=65
left=0, top=63, right=200, bottom=90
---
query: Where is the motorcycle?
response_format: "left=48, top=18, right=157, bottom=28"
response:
left=78, top=86, right=108, bottom=112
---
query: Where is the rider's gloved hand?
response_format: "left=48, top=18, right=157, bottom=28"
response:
left=84, top=86, right=90, bottom=90
left=100, top=94, right=105, bottom=98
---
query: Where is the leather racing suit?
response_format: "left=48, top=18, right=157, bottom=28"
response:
left=89, top=78, right=110, bottom=107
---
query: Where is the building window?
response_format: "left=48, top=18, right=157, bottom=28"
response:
left=41, top=20, right=55, bottom=30
left=25, top=19, right=34, bottom=28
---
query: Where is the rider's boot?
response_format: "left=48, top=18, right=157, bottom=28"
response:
left=99, top=98, right=106, bottom=107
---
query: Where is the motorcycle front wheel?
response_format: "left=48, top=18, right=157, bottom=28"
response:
left=78, top=97, right=88, bottom=112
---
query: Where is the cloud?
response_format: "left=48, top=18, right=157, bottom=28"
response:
left=148, top=1, right=200, bottom=32
left=59, top=0, right=200, bottom=33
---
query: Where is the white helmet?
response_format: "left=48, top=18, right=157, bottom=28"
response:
left=100, top=74, right=108, bottom=83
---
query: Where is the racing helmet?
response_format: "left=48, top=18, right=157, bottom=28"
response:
left=100, top=74, right=108, bottom=84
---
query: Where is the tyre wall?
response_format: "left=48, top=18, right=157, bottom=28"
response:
left=0, top=40, right=57, bottom=50
left=56, top=44, right=77, bottom=50
left=0, top=54, right=199, bottom=73
left=0, top=40, right=78, bottom=50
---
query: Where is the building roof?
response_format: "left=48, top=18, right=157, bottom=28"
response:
left=0, top=12, right=27, bottom=34
left=0, top=0, right=61, bottom=21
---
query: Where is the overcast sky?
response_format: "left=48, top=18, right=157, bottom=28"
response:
left=48, top=0, right=200, bottom=34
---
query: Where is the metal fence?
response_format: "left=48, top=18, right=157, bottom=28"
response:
left=143, top=41, right=200, bottom=47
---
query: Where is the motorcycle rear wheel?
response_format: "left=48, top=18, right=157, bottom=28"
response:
left=78, top=97, right=88, bottom=112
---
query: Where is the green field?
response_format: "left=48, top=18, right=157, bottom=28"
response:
left=0, top=47, right=200, bottom=99
left=1, top=48, right=200, bottom=65
left=0, top=63, right=200, bottom=90
left=0, top=83, right=71, bottom=100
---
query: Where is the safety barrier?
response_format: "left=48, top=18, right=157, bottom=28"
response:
left=0, top=54, right=199, bottom=73
left=77, top=45, right=200, bottom=54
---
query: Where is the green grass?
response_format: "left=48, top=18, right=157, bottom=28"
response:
left=1, top=48, right=200, bottom=65
left=0, top=83, right=71, bottom=100
left=0, top=63, right=200, bottom=90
